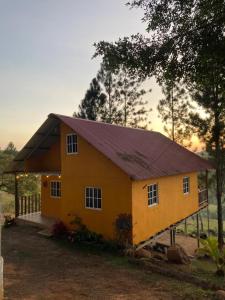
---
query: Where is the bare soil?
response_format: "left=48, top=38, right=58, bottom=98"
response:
left=3, top=225, right=212, bottom=300
left=157, top=232, right=198, bottom=256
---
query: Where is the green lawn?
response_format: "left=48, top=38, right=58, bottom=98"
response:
left=0, top=191, right=14, bottom=214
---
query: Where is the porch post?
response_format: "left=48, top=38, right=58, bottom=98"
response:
left=15, top=173, right=19, bottom=218
left=170, top=228, right=173, bottom=246
left=170, top=228, right=176, bottom=246
left=173, top=227, right=176, bottom=245
left=184, top=219, right=187, bottom=235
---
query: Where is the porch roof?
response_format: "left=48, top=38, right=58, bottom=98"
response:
left=4, top=116, right=60, bottom=173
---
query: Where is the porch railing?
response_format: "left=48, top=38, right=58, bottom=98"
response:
left=18, top=194, right=41, bottom=216
left=198, top=189, right=208, bottom=207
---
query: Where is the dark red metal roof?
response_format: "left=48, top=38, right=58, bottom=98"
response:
left=51, top=113, right=213, bottom=180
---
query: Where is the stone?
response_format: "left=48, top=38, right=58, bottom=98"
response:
left=135, top=248, right=152, bottom=259
left=167, top=244, right=190, bottom=264
left=215, top=290, right=225, bottom=300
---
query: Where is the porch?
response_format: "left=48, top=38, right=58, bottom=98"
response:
left=17, top=212, right=56, bottom=229
left=16, top=193, right=56, bottom=229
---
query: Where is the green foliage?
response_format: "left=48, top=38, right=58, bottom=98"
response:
left=94, top=0, right=225, bottom=248
left=157, top=80, right=192, bottom=145
left=0, top=191, right=14, bottom=214
left=0, top=142, right=40, bottom=196
left=75, top=62, right=150, bottom=128
left=73, top=78, right=106, bottom=121
left=69, top=215, right=103, bottom=243
left=198, top=237, right=225, bottom=276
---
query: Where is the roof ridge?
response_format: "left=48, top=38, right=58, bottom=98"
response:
left=49, top=113, right=156, bottom=133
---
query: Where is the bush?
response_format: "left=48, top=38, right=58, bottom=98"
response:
left=52, top=221, right=68, bottom=239
left=115, top=213, right=132, bottom=247
left=69, top=216, right=103, bottom=243
left=198, top=236, right=225, bottom=276
left=4, top=215, right=15, bottom=228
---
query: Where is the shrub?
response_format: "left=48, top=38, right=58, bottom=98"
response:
left=198, top=236, right=225, bottom=276
left=115, top=213, right=132, bottom=247
left=69, top=216, right=103, bottom=243
left=52, top=221, right=68, bottom=239
left=4, top=215, right=15, bottom=228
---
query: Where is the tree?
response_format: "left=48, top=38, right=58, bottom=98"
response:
left=157, top=80, right=191, bottom=145
left=94, top=0, right=225, bottom=248
left=74, top=78, right=106, bottom=121
left=189, top=63, right=225, bottom=248
left=75, top=62, right=150, bottom=128
left=0, top=143, right=40, bottom=196
left=96, top=63, right=123, bottom=124
left=4, top=142, right=17, bottom=156
left=103, top=66, right=150, bottom=128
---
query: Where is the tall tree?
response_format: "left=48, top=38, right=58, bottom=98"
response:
left=103, top=66, right=150, bottom=128
left=75, top=63, right=150, bottom=128
left=74, top=78, right=106, bottom=121
left=94, top=0, right=225, bottom=248
left=189, top=63, right=225, bottom=247
left=96, top=63, right=122, bottom=124
left=157, top=80, right=191, bottom=145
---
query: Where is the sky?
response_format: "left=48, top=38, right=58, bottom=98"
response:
left=0, top=0, right=163, bottom=150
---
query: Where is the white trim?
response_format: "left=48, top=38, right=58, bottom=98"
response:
left=147, top=183, right=159, bottom=207
left=50, top=180, right=61, bottom=198
left=148, top=202, right=158, bottom=208
left=84, top=186, right=102, bottom=210
left=66, top=133, right=78, bottom=155
left=183, top=176, right=190, bottom=194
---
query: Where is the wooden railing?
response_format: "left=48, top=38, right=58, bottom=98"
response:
left=18, top=194, right=41, bottom=216
left=198, top=189, right=208, bottom=207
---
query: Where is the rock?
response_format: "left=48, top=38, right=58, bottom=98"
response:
left=135, top=248, right=152, bottom=259
left=167, top=244, right=190, bottom=264
left=215, top=290, right=225, bottom=299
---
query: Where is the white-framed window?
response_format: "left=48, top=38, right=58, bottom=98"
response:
left=66, top=133, right=78, bottom=154
left=148, top=184, right=158, bottom=206
left=183, top=176, right=190, bottom=194
left=85, top=187, right=102, bottom=210
left=50, top=181, right=61, bottom=198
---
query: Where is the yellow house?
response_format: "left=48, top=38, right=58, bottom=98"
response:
left=7, top=114, right=212, bottom=245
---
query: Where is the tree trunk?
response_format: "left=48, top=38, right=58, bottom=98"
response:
left=171, top=86, right=175, bottom=142
left=214, top=108, right=223, bottom=249
left=216, top=167, right=223, bottom=249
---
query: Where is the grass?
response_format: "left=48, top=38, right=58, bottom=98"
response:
left=191, top=258, right=225, bottom=289
left=54, top=236, right=214, bottom=299
left=0, top=191, right=14, bottom=214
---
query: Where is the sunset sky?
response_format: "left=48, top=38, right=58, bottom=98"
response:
left=1, top=0, right=169, bottom=150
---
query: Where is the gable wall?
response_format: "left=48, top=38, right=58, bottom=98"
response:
left=42, top=122, right=132, bottom=240
left=25, top=139, right=61, bottom=172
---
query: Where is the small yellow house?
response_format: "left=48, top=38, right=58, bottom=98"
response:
left=7, top=114, right=212, bottom=245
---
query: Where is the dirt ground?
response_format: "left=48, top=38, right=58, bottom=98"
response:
left=2, top=225, right=211, bottom=300
left=157, top=232, right=198, bottom=256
